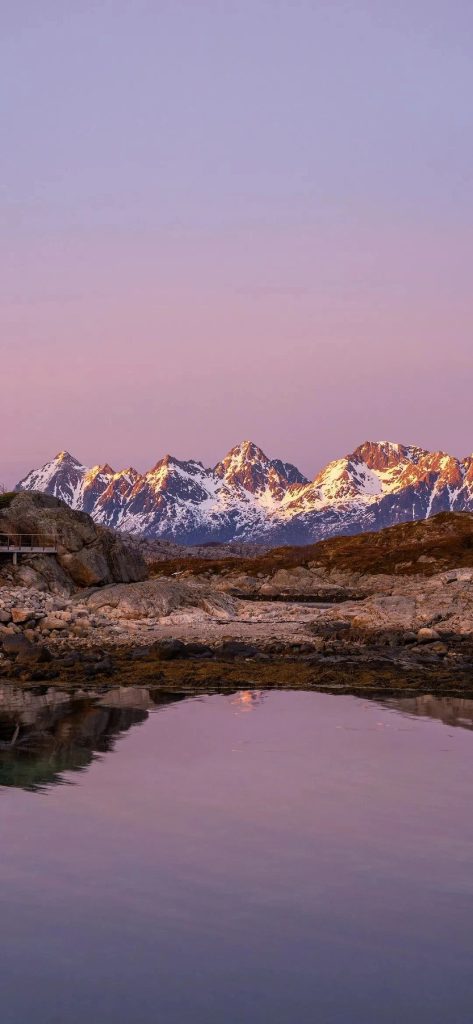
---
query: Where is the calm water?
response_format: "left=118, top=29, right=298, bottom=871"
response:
left=1, top=687, right=473, bottom=1024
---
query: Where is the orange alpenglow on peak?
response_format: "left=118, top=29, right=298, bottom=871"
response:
left=15, top=439, right=473, bottom=545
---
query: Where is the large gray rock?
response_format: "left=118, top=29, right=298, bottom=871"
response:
left=84, top=578, right=236, bottom=620
left=0, top=492, right=146, bottom=589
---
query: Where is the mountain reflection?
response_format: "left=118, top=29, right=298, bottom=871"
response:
left=0, top=685, right=186, bottom=792
left=230, top=689, right=267, bottom=713
left=2, top=685, right=473, bottom=792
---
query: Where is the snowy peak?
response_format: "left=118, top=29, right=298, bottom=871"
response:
left=349, top=440, right=427, bottom=472
left=145, top=456, right=212, bottom=502
left=17, top=451, right=87, bottom=509
left=16, top=439, right=473, bottom=544
left=309, top=441, right=462, bottom=504
left=84, top=464, right=115, bottom=488
left=313, top=457, right=379, bottom=502
left=54, top=450, right=84, bottom=466
left=215, top=441, right=274, bottom=490
left=17, top=453, right=138, bottom=519
left=117, top=467, right=141, bottom=486
left=214, top=440, right=306, bottom=499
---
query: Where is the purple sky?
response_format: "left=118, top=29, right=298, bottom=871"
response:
left=2, top=1, right=473, bottom=486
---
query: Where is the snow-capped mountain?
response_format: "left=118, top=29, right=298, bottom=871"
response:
left=16, top=440, right=473, bottom=545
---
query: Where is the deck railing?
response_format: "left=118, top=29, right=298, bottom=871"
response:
left=0, top=533, right=58, bottom=553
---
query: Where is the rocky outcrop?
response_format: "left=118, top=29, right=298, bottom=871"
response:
left=83, top=578, right=237, bottom=622
left=0, top=492, right=146, bottom=590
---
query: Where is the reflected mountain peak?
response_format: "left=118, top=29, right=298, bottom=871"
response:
left=230, top=689, right=267, bottom=712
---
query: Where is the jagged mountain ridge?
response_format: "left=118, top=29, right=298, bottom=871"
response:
left=16, top=440, right=473, bottom=544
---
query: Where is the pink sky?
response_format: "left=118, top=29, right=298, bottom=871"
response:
left=2, top=2, right=473, bottom=486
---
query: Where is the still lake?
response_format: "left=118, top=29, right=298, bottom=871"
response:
left=1, top=687, right=472, bottom=1024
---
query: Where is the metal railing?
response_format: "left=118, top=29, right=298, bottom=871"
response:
left=0, top=533, right=58, bottom=553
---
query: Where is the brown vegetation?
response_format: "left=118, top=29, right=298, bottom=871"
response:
left=149, top=512, right=473, bottom=580
left=9, top=646, right=473, bottom=696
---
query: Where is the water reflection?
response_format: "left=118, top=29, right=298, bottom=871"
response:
left=230, top=689, right=267, bottom=713
left=380, top=695, right=473, bottom=731
left=1, top=684, right=473, bottom=792
left=1, top=689, right=473, bottom=1024
left=0, top=684, right=186, bottom=791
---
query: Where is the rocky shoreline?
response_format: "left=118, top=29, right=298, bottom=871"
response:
left=1, top=577, right=473, bottom=697
left=2, top=494, right=473, bottom=697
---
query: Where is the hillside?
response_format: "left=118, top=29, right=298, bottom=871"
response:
left=150, top=512, right=473, bottom=579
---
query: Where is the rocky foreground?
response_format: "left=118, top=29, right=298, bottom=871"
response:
left=1, top=494, right=473, bottom=695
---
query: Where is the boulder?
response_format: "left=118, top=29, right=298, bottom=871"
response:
left=39, top=616, right=70, bottom=632
left=151, top=639, right=187, bottom=660
left=60, top=549, right=111, bottom=587
left=0, top=492, right=146, bottom=590
left=1, top=634, right=50, bottom=663
left=84, top=578, right=237, bottom=621
left=1, top=634, right=33, bottom=655
left=417, top=627, right=441, bottom=643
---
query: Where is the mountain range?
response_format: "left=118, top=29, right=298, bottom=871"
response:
left=16, top=439, right=473, bottom=545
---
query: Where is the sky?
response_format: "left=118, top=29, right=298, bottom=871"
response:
left=1, top=1, right=473, bottom=486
